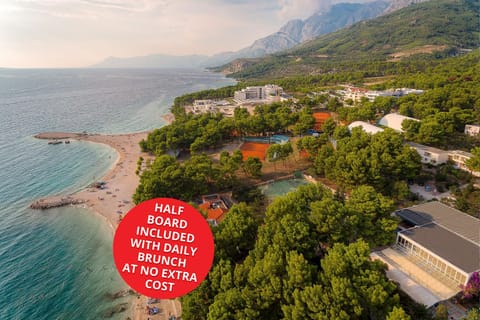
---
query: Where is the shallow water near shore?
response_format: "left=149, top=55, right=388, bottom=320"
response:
left=0, top=68, right=235, bottom=319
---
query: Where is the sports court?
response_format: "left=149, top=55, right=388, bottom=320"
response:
left=240, top=142, right=270, bottom=161
left=313, top=112, right=331, bottom=131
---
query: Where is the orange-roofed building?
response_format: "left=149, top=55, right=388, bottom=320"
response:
left=312, top=112, right=331, bottom=131
left=344, top=86, right=369, bottom=102
left=198, top=194, right=232, bottom=226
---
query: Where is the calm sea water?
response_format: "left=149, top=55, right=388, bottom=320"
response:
left=0, top=68, right=235, bottom=319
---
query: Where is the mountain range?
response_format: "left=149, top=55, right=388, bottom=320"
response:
left=92, top=0, right=420, bottom=69
left=220, top=0, right=479, bottom=79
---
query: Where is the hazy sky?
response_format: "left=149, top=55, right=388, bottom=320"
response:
left=0, top=0, right=362, bottom=68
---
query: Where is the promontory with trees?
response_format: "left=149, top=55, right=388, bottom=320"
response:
left=133, top=0, right=480, bottom=319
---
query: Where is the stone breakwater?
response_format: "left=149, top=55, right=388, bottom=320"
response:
left=34, top=132, right=89, bottom=140
left=30, top=196, right=86, bottom=209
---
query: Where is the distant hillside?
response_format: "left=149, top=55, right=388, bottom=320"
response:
left=220, top=0, right=479, bottom=79
left=216, top=1, right=390, bottom=62
left=383, top=0, right=429, bottom=13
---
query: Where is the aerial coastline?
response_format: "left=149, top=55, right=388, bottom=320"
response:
left=0, top=65, right=233, bottom=319
left=33, top=109, right=176, bottom=226
left=33, top=129, right=181, bottom=320
left=1, top=0, right=478, bottom=318
left=33, top=131, right=150, bottom=230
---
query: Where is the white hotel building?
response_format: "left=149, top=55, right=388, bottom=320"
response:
left=234, top=85, right=283, bottom=103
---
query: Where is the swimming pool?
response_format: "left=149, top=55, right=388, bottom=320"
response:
left=243, top=134, right=289, bottom=144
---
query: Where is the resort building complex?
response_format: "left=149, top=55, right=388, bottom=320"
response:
left=233, top=85, right=284, bottom=103
left=185, top=84, right=289, bottom=117
left=448, top=150, right=480, bottom=177
left=407, top=142, right=449, bottom=166
left=338, top=86, right=424, bottom=102
left=395, top=202, right=479, bottom=287
left=191, top=99, right=237, bottom=117
left=464, top=124, right=480, bottom=136
left=373, top=202, right=480, bottom=307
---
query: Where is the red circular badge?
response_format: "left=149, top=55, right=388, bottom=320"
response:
left=113, top=198, right=214, bottom=299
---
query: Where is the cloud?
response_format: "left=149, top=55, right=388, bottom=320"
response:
left=79, top=0, right=167, bottom=12
left=276, top=0, right=371, bottom=20
left=0, top=0, right=369, bottom=67
left=276, top=0, right=332, bottom=20
left=9, top=0, right=170, bottom=19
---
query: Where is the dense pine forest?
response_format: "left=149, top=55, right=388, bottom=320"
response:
left=133, top=0, right=480, bottom=318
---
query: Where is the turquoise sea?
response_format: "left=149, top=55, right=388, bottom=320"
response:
left=0, top=68, right=235, bottom=319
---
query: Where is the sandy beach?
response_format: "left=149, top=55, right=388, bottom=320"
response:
left=33, top=131, right=181, bottom=320
left=34, top=131, right=149, bottom=229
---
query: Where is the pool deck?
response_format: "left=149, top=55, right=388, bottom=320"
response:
left=243, top=135, right=289, bottom=144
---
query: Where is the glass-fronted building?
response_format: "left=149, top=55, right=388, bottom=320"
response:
left=395, top=202, right=480, bottom=288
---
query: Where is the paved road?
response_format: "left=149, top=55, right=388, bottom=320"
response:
left=409, top=184, right=451, bottom=200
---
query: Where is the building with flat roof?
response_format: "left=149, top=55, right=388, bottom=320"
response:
left=339, top=86, right=423, bottom=102
left=395, top=201, right=480, bottom=288
left=234, top=85, right=283, bottom=103
left=407, top=142, right=448, bottom=166
left=343, top=86, right=369, bottom=102
left=464, top=124, right=480, bottom=136
left=189, top=99, right=237, bottom=117
left=448, top=150, right=480, bottom=177
left=192, top=99, right=216, bottom=113
left=374, top=202, right=480, bottom=307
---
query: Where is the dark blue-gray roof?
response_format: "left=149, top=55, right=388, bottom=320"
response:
left=396, top=201, right=480, bottom=244
left=396, top=201, right=480, bottom=274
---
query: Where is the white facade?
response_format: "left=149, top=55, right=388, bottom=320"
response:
left=393, top=202, right=480, bottom=288
left=264, top=84, right=283, bottom=97
left=396, top=233, right=469, bottom=287
left=465, top=124, right=480, bottom=136
left=234, top=87, right=264, bottom=100
left=339, top=86, right=424, bottom=102
left=400, top=88, right=424, bottom=95
left=448, top=150, right=480, bottom=177
left=234, top=85, right=283, bottom=103
left=365, top=90, right=390, bottom=101
left=190, top=99, right=237, bottom=117
left=381, top=88, right=424, bottom=98
left=378, top=113, right=419, bottom=132
left=348, top=121, right=384, bottom=135
left=343, top=86, right=369, bottom=102
left=377, top=202, right=480, bottom=307
left=407, top=142, right=448, bottom=165
left=192, top=100, right=216, bottom=113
